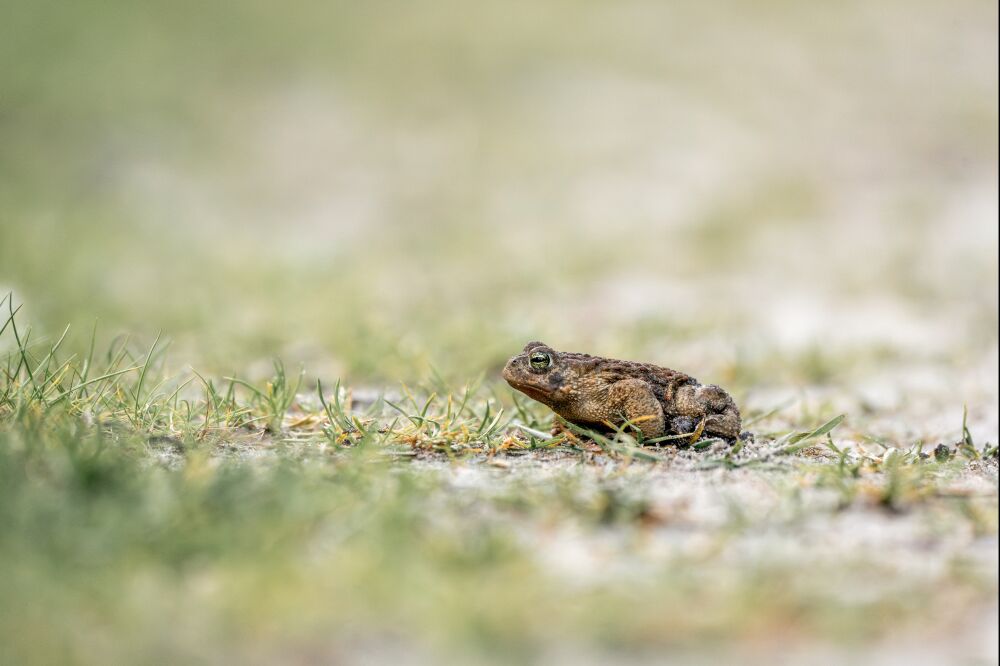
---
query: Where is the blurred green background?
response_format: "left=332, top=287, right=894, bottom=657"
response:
left=1, top=0, right=997, bottom=391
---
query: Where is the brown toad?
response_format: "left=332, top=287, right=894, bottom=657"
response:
left=502, top=341, right=743, bottom=443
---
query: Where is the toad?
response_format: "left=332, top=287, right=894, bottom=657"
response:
left=502, top=341, right=743, bottom=443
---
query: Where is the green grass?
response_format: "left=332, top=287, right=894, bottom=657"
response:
left=1, top=296, right=996, bottom=664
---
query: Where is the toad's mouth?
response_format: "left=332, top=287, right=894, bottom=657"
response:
left=507, top=382, right=552, bottom=404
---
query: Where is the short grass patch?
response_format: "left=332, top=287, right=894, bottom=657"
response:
left=2, top=301, right=996, bottom=664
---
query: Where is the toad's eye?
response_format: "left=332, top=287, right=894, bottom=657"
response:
left=529, top=352, right=551, bottom=370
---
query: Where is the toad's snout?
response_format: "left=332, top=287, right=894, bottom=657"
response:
left=501, top=356, right=518, bottom=383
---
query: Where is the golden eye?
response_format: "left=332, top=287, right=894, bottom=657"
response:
left=529, top=352, right=551, bottom=370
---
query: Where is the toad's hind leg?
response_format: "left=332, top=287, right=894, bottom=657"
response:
left=700, top=385, right=741, bottom=441
left=607, top=378, right=665, bottom=440
left=675, top=384, right=742, bottom=442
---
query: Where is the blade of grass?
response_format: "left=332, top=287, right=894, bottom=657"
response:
left=132, top=331, right=163, bottom=424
